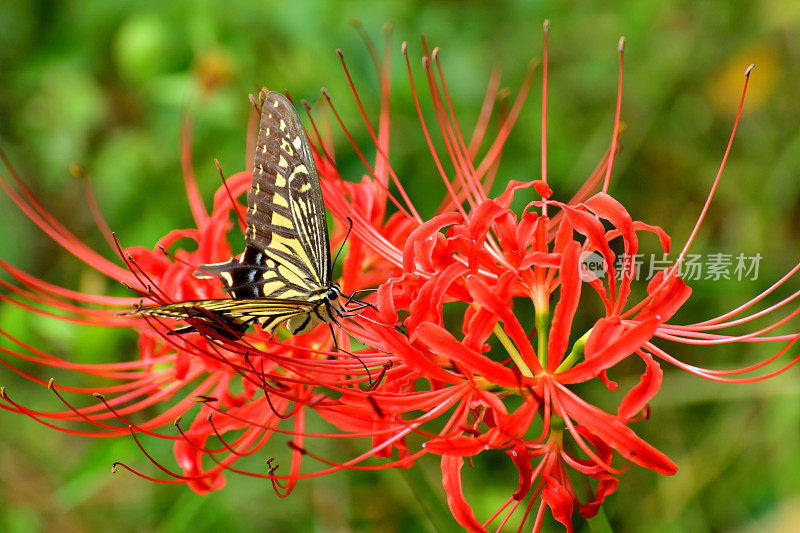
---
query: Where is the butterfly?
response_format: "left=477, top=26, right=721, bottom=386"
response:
left=130, top=90, right=354, bottom=340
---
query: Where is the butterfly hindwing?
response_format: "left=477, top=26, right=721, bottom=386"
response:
left=135, top=298, right=316, bottom=336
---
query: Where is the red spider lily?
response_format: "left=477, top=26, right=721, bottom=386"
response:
left=2, top=24, right=800, bottom=533
left=310, top=29, right=800, bottom=532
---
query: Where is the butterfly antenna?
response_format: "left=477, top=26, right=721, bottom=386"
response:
left=332, top=217, right=354, bottom=271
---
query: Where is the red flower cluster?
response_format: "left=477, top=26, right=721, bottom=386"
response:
left=2, top=27, right=799, bottom=532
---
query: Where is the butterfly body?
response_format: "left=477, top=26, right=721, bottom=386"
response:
left=131, top=91, right=347, bottom=339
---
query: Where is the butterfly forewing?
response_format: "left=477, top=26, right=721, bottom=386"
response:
left=246, top=92, right=331, bottom=298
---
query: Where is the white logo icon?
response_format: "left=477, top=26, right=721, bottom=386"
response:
left=579, top=251, right=607, bottom=282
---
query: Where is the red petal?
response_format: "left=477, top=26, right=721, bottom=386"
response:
left=173, top=418, right=227, bottom=494
left=541, top=474, right=575, bottom=533
left=633, top=220, right=671, bottom=252
left=415, top=322, right=518, bottom=386
left=441, top=455, right=488, bottom=532
left=638, top=271, right=692, bottom=323
left=403, top=212, right=462, bottom=273
left=468, top=200, right=507, bottom=243
left=376, top=327, right=459, bottom=384
left=425, top=435, right=487, bottom=456
left=466, top=275, right=542, bottom=374
left=515, top=211, right=539, bottom=248
left=554, top=384, right=677, bottom=475
left=507, top=443, right=533, bottom=499
left=547, top=242, right=581, bottom=369
left=519, top=251, right=562, bottom=269
left=578, top=473, right=618, bottom=518
left=495, top=179, right=540, bottom=208
left=618, top=351, right=663, bottom=420
left=559, top=316, right=658, bottom=384
left=561, top=205, right=616, bottom=282
left=462, top=304, right=497, bottom=353
left=533, top=180, right=553, bottom=199
left=585, top=193, right=638, bottom=307
left=407, top=262, right=468, bottom=332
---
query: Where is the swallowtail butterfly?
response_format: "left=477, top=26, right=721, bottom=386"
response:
left=131, top=90, right=351, bottom=339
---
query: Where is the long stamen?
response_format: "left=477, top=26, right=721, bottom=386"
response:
left=602, top=37, right=625, bottom=193
left=423, top=50, right=480, bottom=210
left=335, top=49, right=422, bottom=222
left=321, top=88, right=421, bottom=223
left=622, top=64, right=754, bottom=320
left=541, top=20, right=550, bottom=217
left=674, top=64, right=754, bottom=269
left=402, top=42, right=468, bottom=220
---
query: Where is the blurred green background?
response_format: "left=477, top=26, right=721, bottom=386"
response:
left=1, top=1, right=800, bottom=531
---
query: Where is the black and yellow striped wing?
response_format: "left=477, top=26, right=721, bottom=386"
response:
left=248, top=91, right=331, bottom=291
left=133, top=298, right=316, bottom=337
left=200, top=91, right=331, bottom=300
left=129, top=90, right=338, bottom=338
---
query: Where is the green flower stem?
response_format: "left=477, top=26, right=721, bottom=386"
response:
left=555, top=328, right=592, bottom=373
left=535, top=307, right=549, bottom=369
left=398, top=462, right=458, bottom=532
left=493, top=323, right=534, bottom=377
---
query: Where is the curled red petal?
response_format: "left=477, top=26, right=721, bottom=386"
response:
left=173, top=423, right=227, bottom=494
left=638, top=270, right=692, bottom=323
left=441, top=455, right=488, bottom=532
left=618, top=351, right=662, bottom=420
left=403, top=212, right=462, bottom=273
left=507, top=443, right=532, bottom=500
left=468, top=200, right=507, bottom=244
left=533, top=180, right=553, bottom=199
left=519, top=250, right=562, bottom=270
left=633, top=220, right=671, bottom=252
left=578, top=473, right=618, bottom=518
left=465, top=275, right=542, bottom=374
left=407, top=262, right=468, bottom=332
left=376, top=327, right=458, bottom=384
left=541, top=474, right=574, bottom=533
left=585, top=193, right=638, bottom=307
left=495, top=179, right=540, bottom=208
left=561, top=204, right=617, bottom=282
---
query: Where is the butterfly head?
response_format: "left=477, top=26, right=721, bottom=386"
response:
left=326, top=283, right=343, bottom=302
